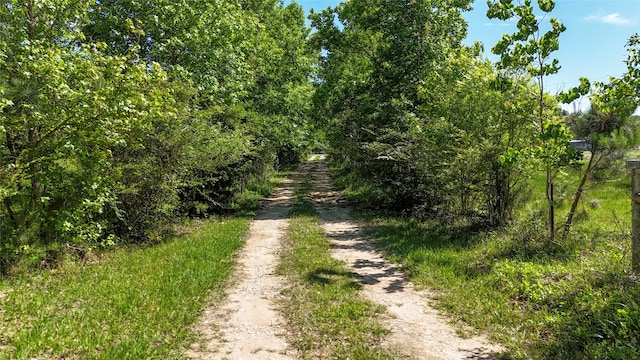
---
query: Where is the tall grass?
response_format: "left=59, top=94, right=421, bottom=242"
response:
left=0, top=218, right=248, bottom=359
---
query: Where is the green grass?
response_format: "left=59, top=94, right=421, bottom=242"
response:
left=0, top=218, right=248, bottom=359
left=231, top=169, right=288, bottom=216
left=356, top=161, right=640, bottom=359
left=276, top=164, right=396, bottom=360
left=524, top=154, right=631, bottom=238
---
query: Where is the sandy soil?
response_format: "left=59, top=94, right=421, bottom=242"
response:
left=185, top=178, right=298, bottom=360
left=187, top=156, right=504, bottom=359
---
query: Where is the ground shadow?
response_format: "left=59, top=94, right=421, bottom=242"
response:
left=305, top=156, right=512, bottom=359
left=304, top=158, right=416, bottom=295
left=306, top=267, right=362, bottom=291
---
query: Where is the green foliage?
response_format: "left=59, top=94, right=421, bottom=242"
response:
left=361, top=172, right=638, bottom=359
left=0, top=0, right=317, bottom=269
left=0, top=0, right=178, bottom=257
left=314, top=0, right=518, bottom=216
left=313, top=0, right=555, bottom=226
left=560, top=69, right=640, bottom=240
left=555, top=37, right=640, bottom=240
left=592, top=33, right=640, bottom=119
left=427, top=55, right=540, bottom=224
left=558, top=77, right=591, bottom=104
left=487, top=0, right=577, bottom=239
left=487, top=0, right=565, bottom=78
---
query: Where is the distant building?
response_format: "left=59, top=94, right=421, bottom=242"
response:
left=569, top=140, right=590, bottom=152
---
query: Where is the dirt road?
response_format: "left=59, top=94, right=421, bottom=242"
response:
left=186, top=179, right=297, bottom=360
left=187, top=156, right=503, bottom=359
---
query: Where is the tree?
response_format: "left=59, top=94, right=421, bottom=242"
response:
left=593, top=34, right=640, bottom=118
left=312, top=0, right=475, bottom=214
left=84, top=0, right=316, bottom=221
left=433, top=55, right=541, bottom=225
left=0, top=0, right=317, bottom=269
left=561, top=104, right=638, bottom=240
left=244, top=1, right=317, bottom=169
left=487, top=0, right=577, bottom=240
left=0, top=0, right=179, bottom=263
left=559, top=34, right=640, bottom=240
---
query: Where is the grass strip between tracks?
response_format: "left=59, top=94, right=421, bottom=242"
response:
left=277, top=160, right=397, bottom=359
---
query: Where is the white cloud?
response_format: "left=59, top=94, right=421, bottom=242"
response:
left=483, top=22, right=514, bottom=27
left=584, top=13, right=632, bottom=26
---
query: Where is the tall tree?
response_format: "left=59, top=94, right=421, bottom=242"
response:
left=0, top=0, right=317, bottom=268
left=312, top=0, right=474, bottom=213
left=84, top=0, right=316, bottom=221
left=487, top=0, right=577, bottom=240
left=0, top=0, right=178, bottom=251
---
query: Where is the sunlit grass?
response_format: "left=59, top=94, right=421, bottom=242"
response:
left=527, top=157, right=631, bottom=236
left=0, top=218, right=248, bottom=359
left=356, top=158, right=640, bottom=359
left=277, top=163, right=396, bottom=359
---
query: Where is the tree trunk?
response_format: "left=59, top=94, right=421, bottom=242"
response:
left=562, top=151, right=596, bottom=240
left=547, top=167, right=555, bottom=241
left=3, top=198, right=18, bottom=230
left=28, top=126, right=44, bottom=202
left=489, top=162, right=511, bottom=226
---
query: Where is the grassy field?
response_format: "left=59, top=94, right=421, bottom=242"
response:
left=276, top=162, right=397, bottom=359
left=357, top=158, right=640, bottom=359
left=0, top=218, right=249, bottom=359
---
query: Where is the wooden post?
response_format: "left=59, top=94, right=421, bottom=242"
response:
left=627, top=160, right=640, bottom=273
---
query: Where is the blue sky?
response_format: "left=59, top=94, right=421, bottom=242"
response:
left=291, top=0, right=640, bottom=112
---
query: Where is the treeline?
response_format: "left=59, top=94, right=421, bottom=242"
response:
left=0, top=0, right=317, bottom=272
left=2, top=0, right=639, bottom=272
left=312, top=0, right=640, bottom=232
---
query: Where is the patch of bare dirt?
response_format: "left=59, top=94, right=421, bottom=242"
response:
left=186, top=179, right=298, bottom=360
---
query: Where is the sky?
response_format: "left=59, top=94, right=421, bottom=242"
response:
left=290, top=0, right=640, bottom=113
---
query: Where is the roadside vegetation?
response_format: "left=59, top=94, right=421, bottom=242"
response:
left=339, top=156, right=638, bottom=359
left=2, top=0, right=640, bottom=358
left=277, top=161, right=396, bottom=359
left=0, top=218, right=248, bottom=359
left=0, top=0, right=318, bottom=273
left=314, top=1, right=639, bottom=357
